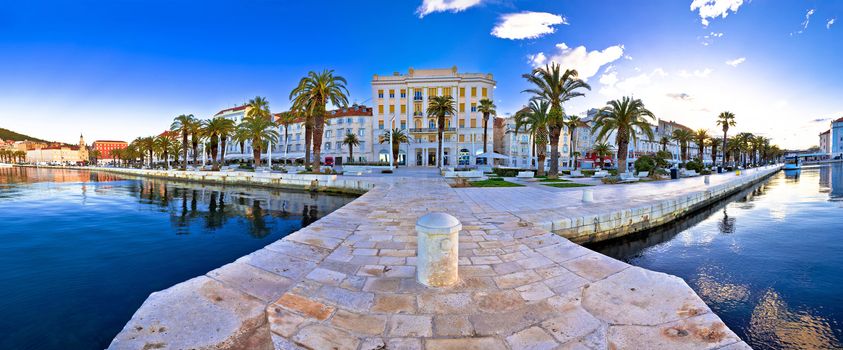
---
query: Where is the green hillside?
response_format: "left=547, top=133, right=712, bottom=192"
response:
left=0, top=128, right=50, bottom=143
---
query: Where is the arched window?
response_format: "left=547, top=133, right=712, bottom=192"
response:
left=428, top=119, right=435, bottom=129
left=414, top=119, right=422, bottom=129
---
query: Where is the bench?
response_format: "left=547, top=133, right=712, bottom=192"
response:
left=619, top=172, right=640, bottom=183
left=591, top=170, right=610, bottom=178
left=636, top=171, right=649, bottom=179
left=444, top=170, right=484, bottom=180
left=569, top=170, right=585, bottom=178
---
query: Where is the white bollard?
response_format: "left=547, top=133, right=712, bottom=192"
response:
left=416, top=213, right=461, bottom=287
left=582, top=189, right=594, bottom=203
left=704, top=175, right=710, bottom=185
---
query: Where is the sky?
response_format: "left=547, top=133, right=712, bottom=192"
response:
left=0, top=0, right=841, bottom=149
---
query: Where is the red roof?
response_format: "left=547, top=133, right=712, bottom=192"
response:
left=214, top=105, right=248, bottom=116
left=834, top=117, right=843, bottom=123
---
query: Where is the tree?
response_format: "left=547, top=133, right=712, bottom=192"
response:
left=591, top=96, right=655, bottom=173
left=155, top=134, right=176, bottom=169
left=716, top=112, right=736, bottom=166
left=671, top=129, right=693, bottom=163
left=693, top=129, right=710, bottom=160
left=237, top=114, right=279, bottom=167
left=659, top=136, right=670, bottom=151
left=708, top=138, right=719, bottom=165
left=734, top=132, right=754, bottom=167
left=565, top=115, right=588, bottom=170
left=289, top=70, right=349, bottom=172
left=170, top=114, right=195, bottom=170
left=233, top=127, right=250, bottom=163
left=276, top=111, right=298, bottom=164
left=478, top=98, right=496, bottom=153
left=88, top=149, right=101, bottom=164
left=378, top=129, right=409, bottom=167
left=591, top=142, right=613, bottom=169
left=514, top=100, right=550, bottom=177
left=142, top=136, right=156, bottom=167
left=204, top=117, right=236, bottom=170
left=426, top=95, right=457, bottom=168
left=188, top=120, right=203, bottom=167
left=169, top=141, right=183, bottom=168
left=342, top=133, right=360, bottom=163
left=522, top=63, right=590, bottom=178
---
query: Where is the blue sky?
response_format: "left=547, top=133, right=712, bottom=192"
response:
left=1, top=0, right=840, bottom=148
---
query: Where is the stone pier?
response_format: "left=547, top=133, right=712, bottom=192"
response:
left=106, top=165, right=780, bottom=349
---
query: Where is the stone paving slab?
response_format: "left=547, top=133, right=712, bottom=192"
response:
left=109, top=166, right=779, bottom=349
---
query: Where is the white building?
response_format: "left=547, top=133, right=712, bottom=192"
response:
left=371, top=67, right=496, bottom=167
left=830, top=117, right=843, bottom=158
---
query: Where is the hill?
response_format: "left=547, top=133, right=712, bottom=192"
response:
left=0, top=128, right=50, bottom=143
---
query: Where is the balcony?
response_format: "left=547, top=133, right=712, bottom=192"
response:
left=410, top=127, right=456, bottom=133
left=413, top=96, right=423, bottom=101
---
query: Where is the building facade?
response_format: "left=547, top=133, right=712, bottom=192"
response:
left=371, top=67, right=496, bottom=167
left=831, top=117, right=843, bottom=157
left=92, top=140, right=128, bottom=163
left=820, top=130, right=831, bottom=155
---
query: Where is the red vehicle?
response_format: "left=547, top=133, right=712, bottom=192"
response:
left=324, top=156, right=334, bottom=167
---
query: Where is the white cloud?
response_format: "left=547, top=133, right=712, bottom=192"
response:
left=725, top=57, right=746, bottom=67
left=700, top=31, right=724, bottom=46
left=690, top=0, right=744, bottom=26
left=828, top=18, right=836, bottom=29
left=416, top=0, right=483, bottom=18
left=793, top=8, right=816, bottom=35
left=679, top=68, right=713, bottom=78
left=599, top=68, right=668, bottom=96
left=491, top=12, right=567, bottom=40
left=529, top=43, right=625, bottom=80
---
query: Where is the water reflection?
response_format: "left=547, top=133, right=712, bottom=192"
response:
left=0, top=167, right=357, bottom=350
left=591, top=164, right=843, bottom=349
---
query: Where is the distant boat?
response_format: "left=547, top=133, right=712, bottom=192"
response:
left=783, top=156, right=802, bottom=170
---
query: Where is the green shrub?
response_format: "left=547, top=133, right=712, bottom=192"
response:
left=492, top=168, right=531, bottom=177
left=601, top=176, right=620, bottom=184
left=634, top=155, right=657, bottom=173
left=685, top=159, right=704, bottom=173
left=701, top=169, right=712, bottom=175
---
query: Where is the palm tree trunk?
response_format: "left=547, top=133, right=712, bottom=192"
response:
left=211, top=136, right=219, bottom=171
left=572, top=130, right=578, bottom=170
left=182, top=133, right=188, bottom=171
left=548, top=126, right=560, bottom=178
left=392, top=143, right=399, bottom=168
left=482, top=114, right=489, bottom=153
left=220, top=137, right=227, bottom=168
left=722, top=131, right=727, bottom=166
left=349, top=145, right=353, bottom=163
left=253, top=143, right=261, bottom=167
left=312, top=115, right=324, bottom=171
left=617, top=132, right=629, bottom=173
left=437, top=115, right=444, bottom=168
left=536, top=148, right=546, bottom=177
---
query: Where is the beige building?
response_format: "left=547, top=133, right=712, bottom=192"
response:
left=371, top=67, right=496, bottom=166
left=26, top=135, right=88, bottom=164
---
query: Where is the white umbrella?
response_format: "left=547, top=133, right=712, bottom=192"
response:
left=475, top=151, right=508, bottom=160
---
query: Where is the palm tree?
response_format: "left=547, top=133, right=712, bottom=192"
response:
left=591, top=97, right=655, bottom=173
left=591, top=142, right=613, bottom=169
left=708, top=138, right=719, bottom=165
left=170, top=114, right=195, bottom=170
left=342, top=133, right=360, bottom=163
left=671, top=129, right=693, bottom=163
left=734, top=132, right=754, bottom=167
left=693, top=129, right=710, bottom=160
left=233, top=127, right=250, bottom=164
left=522, top=63, right=591, bottom=178
left=88, top=149, right=101, bottom=164
left=426, top=95, right=457, bottom=168
left=514, top=100, right=550, bottom=177
left=204, top=117, right=236, bottom=170
left=378, top=129, right=409, bottom=167
left=276, top=111, right=298, bottom=164
left=478, top=98, right=496, bottom=153
left=564, top=115, right=588, bottom=170
left=659, top=136, right=670, bottom=151
left=289, top=70, right=350, bottom=172
left=716, top=112, right=736, bottom=166
left=155, top=134, right=176, bottom=169
left=237, top=115, right=279, bottom=167
left=188, top=120, right=203, bottom=167
left=142, top=136, right=156, bottom=168
left=169, top=141, right=183, bottom=169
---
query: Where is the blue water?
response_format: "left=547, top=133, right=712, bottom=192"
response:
left=591, top=164, right=843, bottom=350
left=0, top=167, right=355, bottom=350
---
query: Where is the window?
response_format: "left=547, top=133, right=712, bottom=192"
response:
left=358, top=128, right=365, bottom=136
left=336, top=142, right=342, bottom=149
left=358, top=117, right=365, bottom=123
left=471, top=87, right=477, bottom=97
left=428, top=87, right=437, bottom=97
left=359, top=141, right=365, bottom=149
left=325, top=143, right=331, bottom=150
left=414, top=89, right=422, bottom=100
left=481, top=87, right=487, bottom=97
left=459, top=87, right=465, bottom=97
left=337, top=118, right=343, bottom=124
left=400, top=121, right=407, bottom=129
left=442, top=87, right=451, bottom=97
left=389, top=89, right=395, bottom=98
left=347, top=118, right=352, bottom=124
left=459, top=134, right=465, bottom=142
left=378, top=90, right=384, bottom=98
left=459, top=103, right=465, bottom=112
left=414, top=119, right=422, bottom=129
left=470, top=103, right=477, bottom=112
left=459, top=119, right=465, bottom=128
left=470, top=119, right=477, bottom=128
left=378, top=120, right=384, bottom=129
left=400, top=89, right=406, bottom=98
left=414, top=103, right=422, bottom=113
left=378, top=105, right=384, bottom=114
left=325, top=130, right=332, bottom=139
left=389, top=105, right=395, bottom=113
left=297, top=144, right=301, bottom=151
left=429, top=120, right=436, bottom=128
left=296, top=133, right=301, bottom=141
left=400, top=105, right=406, bottom=114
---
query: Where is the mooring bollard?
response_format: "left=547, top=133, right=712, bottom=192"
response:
left=704, top=175, right=710, bottom=185
left=582, top=189, right=594, bottom=203
left=416, top=212, right=461, bottom=287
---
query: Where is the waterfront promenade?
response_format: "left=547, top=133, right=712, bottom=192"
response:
left=107, top=166, right=780, bottom=350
